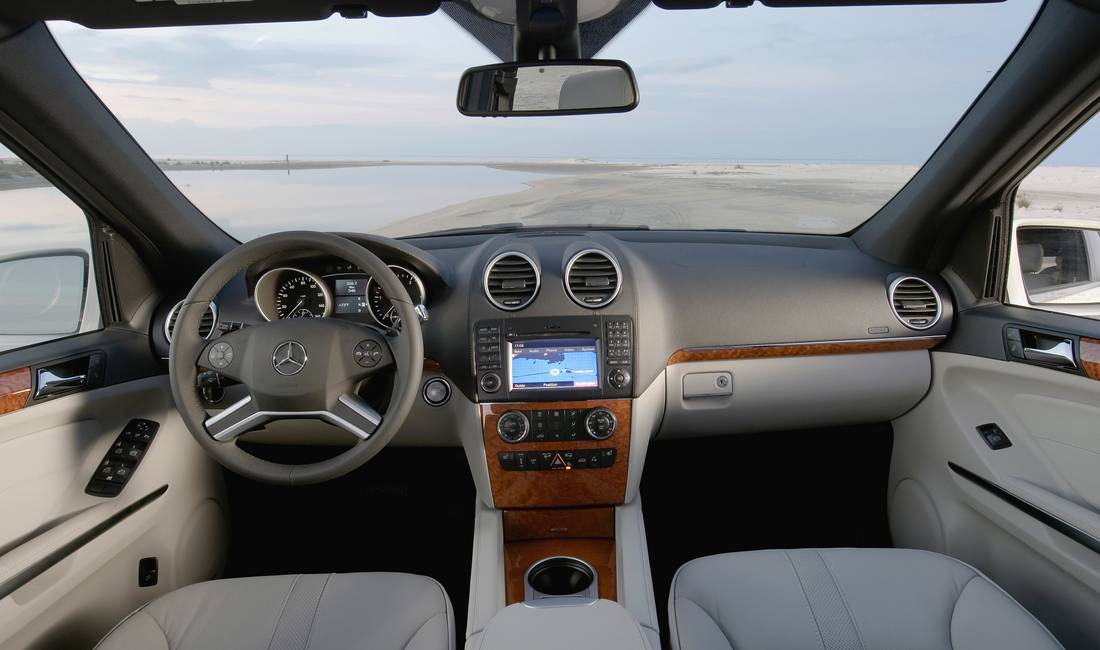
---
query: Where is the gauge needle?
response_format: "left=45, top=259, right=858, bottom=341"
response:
left=288, top=299, right=304, bottom=315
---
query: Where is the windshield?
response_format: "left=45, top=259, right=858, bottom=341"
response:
left=47, top=3, right=1040, bottom=238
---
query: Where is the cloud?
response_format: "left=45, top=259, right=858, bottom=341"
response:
left=45, top=2, right=1064, bottom=163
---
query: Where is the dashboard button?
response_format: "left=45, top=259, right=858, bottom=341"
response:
left=422, top=378, right=451, bottom=406
left=480, top=372, right=502, bottom=393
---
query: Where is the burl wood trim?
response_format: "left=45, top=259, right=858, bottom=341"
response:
left=0, top=367, right=32, bottom=416
left=504, top=538, right=616, bottom=605
left=423, top=358, right=443, bottom=372
left=666, top=336, right=944, bottom=365
left=503, top=508, right=615, bottom=542
left=1081, top=337, right=1100, bottom=381
left=482, top=399, right=631, bottom=509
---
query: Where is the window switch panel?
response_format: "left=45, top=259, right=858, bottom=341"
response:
left=86, top=419, right=159, bottom=498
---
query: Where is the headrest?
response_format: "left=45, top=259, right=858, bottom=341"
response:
left=558, top=68, right=634, bottom=110
left=1018, top=243, right=1044, bottom=274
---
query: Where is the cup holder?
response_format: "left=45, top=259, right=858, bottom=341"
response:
left=524, top=556, right=598, bottom=603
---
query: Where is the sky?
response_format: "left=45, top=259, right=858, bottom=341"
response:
left=27, top=0, right=1097, bottom=165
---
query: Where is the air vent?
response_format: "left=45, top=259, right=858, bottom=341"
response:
left=484, top=253, right=540, bottom=310
left=565, top=249, right=622, bottom=308
left=164, top=300, right=218, bottom=342
left=889, top=277, right=941, bottom=330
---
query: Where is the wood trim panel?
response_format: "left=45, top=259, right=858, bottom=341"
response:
left=423, top=358, right=443, bottom=373
left=503, top=507, right=615, bottom=542
left=1081, top=337, right=1100, bottom=381
left=0, top=368, right=31, bottom=416
left=503, top=538, right=616, bottom=605
left=666, top=336, right=943, bottom=365
left=482, top=399, right=631, bottom=509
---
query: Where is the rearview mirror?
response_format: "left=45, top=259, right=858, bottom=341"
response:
left=457, top=60, right=638, bottom=117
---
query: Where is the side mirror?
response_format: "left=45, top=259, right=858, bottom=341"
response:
left=0, top=250, right=90, bottom=337
left=1010, top=226, right=1100, bottom=317
left=457, top=60, right=639, bottom=117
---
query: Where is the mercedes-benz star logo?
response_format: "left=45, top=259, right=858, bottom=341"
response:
left=272, top=340, right=308, bottom=376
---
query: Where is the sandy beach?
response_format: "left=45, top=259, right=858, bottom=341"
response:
left=377, top=163, right=921, bottom=236
left=3, top=158, right=1098, bottom=236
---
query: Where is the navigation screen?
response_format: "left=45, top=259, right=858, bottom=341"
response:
left=510, top=338, right=599, bottom=391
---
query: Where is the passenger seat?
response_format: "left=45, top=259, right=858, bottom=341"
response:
left=668, top=548, right=1062, bottom=649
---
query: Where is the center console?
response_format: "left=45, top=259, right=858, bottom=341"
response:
left=464, top=246, right=658, bottom=647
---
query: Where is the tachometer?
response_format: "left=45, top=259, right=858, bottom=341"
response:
left=367, top=265, right=426, bottom=328
left=255, top=268, right=332, bottom=321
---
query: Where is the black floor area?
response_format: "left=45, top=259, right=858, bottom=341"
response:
left=222, top=446, right=476, bottom=645
left=641, top=424, right=894, bottom=648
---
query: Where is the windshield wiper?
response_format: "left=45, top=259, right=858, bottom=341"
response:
left=413, top=222, right=651, bottom=238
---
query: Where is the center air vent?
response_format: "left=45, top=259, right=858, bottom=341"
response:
left=889, top=277, right=941, bottom=330
left=164, top=300, right=218, bottom=342
left=484, top=253, right=540, bottom=310
left=565, top=249, right=622, bottom=308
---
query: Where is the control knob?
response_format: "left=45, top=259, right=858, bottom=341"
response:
left=497, top=411, right=530, bottom=443
left=584, top=408, right=617, bottom=440
left=608, top=368, right=631, bottom=389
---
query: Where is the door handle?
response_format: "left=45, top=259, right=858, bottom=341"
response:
left=35, top=369, right=87, bottom=398
left=1022, top=338, right=1076, bottom=369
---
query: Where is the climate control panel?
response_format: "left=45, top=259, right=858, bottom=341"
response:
left=481, top=399, right=630, bottom=507
left=496, top=407, right=617, bottom=444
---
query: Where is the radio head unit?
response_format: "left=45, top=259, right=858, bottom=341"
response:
left=474, top=315, right=633, bottom=402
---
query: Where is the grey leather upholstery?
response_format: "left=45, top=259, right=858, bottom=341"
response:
left=96, top=572, right=453, bottom=650
left=469, top=599, right=653, bottom=650
left=669, top=548, right=1062, bottom=650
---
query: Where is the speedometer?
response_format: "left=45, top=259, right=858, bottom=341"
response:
left=255, top=268, right=332, bottom=321
left=367, top=265, right=426, bottom=328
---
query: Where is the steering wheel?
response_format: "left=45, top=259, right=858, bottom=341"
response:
left=169, top=231, right=424, bottom=485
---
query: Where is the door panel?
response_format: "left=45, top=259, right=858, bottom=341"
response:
left=0, top=375, right=227, bottom=649
left=890, top=349, right=1100, bottom=649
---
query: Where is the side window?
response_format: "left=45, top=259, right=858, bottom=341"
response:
left=0, top=146, right=101, bottom=353
left=1008, top=115, right=1100, bottom=319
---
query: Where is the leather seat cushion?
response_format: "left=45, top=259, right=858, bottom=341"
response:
left=95, top=572, right=453, bottom=650
left=669, top=548, right=1062, bottom=650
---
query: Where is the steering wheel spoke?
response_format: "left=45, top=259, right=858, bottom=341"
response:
left=204, top=394, right=264, bottom=441
left=328, top=394, right=383, bottom=440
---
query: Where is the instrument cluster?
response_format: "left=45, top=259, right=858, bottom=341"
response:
left=253, top=265, right=427, bottom=328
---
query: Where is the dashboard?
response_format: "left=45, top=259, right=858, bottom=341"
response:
left=156, top=229, right=953, bottom=456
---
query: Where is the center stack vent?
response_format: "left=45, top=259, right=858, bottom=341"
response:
left=565, top=249, right=621, bottom=308
left=484, top=252, right=540, bottom=310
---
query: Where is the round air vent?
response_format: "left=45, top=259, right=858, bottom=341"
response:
left=164, top=300, right=218, bottom=342
left=889, top=277, right=942, bottom=330
left=484, top=252, right=540, bottom=310
left=565, top=249, right=622, bottom=308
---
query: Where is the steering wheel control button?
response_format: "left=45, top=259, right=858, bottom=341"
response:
left=354, top=340, right=383, bottom=368
left=272, top=340, right=308, bottom=376
left=608, top=368, right=631, bottom=389
left=207, top=341, right=234, bottom=369
left=422, top=378, right=451, bottom=406
left=480, top=372, right=502, bottom=393
left=584, top=408, right=617, bottom=440
left=497, top=410, right=530, bottom=443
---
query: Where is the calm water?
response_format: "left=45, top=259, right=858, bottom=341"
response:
left=166, top=164, right=552, bottom=240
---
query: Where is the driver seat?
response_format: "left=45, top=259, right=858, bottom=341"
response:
left=95, top=572, right=454, bottom=650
